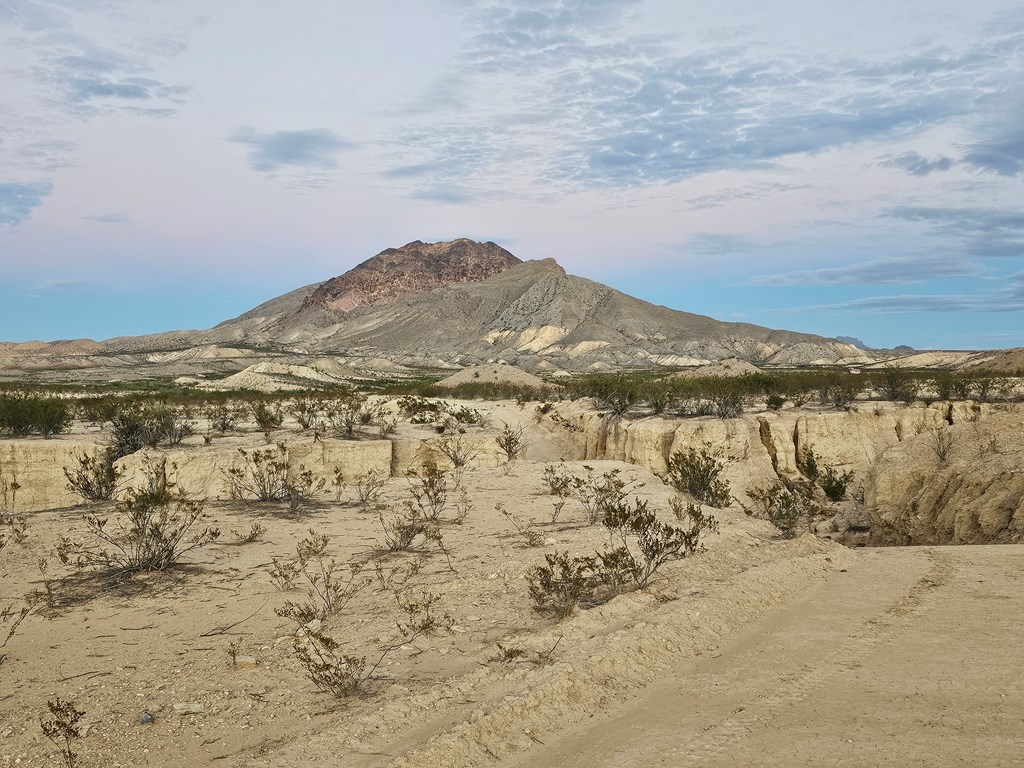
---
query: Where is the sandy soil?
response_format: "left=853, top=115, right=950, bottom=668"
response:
left=496, top=545, right=1024, bottom=768
left=2, top=408, right=1022, bottom=767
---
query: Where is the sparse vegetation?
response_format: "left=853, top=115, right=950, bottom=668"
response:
left=527, top=493, right=716, bottom=617
left=63, top=449, right=120, bottom=501
left=0, top=393, right=71, bottom=437
left=495, top=422, right=526, bottom=460
left=665, top=444, right=732, bottom=507
left=57, top=478, right=219, bottom=574
left=748, top=482, right=812, bottom=538
left=40, top=698, right=84, bottom=768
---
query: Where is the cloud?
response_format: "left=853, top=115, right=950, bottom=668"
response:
left=678, top=233, right=753, bottom=256
left=888, top=206, right=1024, bottom=258
left=791, top=272, right=1024, bottom=314
left=384, top=1, right=1024, bottom=196
left=880, top=151, right=954, bottom=176
left=227, top=128, right=356, bottom=173
left=0, top=180, right=52, bottom=226
left=83, top=213, right=130, bottom=224
left=752, top=256, right=978, bottom=286
left=685, top=182, right=811, bottom=210
left=32, top=278, right=99, bottom=291
left=0, top=2, right=192, bottom=174
left=963, top=134, right=1024, bottom=176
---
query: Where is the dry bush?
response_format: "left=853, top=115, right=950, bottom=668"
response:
left=527, top=495, right=716, bottom=617
left=40, top=698, right=84, bottom=768
left=57, top=484, right=219, bottom=574
left=495, top=422, right=527, bottom=461
left=275, top=531, right=371, bottom=623
left=63, top=449, right=120, bottom=502
left=497, top=503, right=544, bottom=547
left=541, top=463, right=573, bottom=497
left=405, top=462, right=448, bottom=520
left=231, top=521, right=267, bottom=544
left=224, top=446, right=325, bottom=512
left=748, top=482, right=812, bottom=538
left=433, top=434, right=481, bottom=489
left=354, top=470, right=387, bottom=505
left=926, top=425, right=956, bottom=463
left=665, top=444, right=732, bottom=507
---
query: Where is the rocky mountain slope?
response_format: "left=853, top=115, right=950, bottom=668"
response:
left=0, top=237, right=929, bottom=377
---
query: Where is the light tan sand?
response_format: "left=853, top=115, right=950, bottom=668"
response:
left=436, top=364, right=557, bottom=389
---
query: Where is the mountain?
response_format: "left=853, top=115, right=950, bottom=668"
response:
left=2, top=239, right=877, bottom=379
left=835, top=336, right=869, bottom=350
left=197, top=240, right=867, bottom=370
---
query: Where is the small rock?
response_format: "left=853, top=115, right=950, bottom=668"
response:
left=233, top=656, right=258, bottom=670
left=544, top=537, right=559, bottom=546
left=172, top=703, right=204, bottom=715
left=303, top=619, right=322, bottom=634
left=0, top=726, right=14, bottom=738
left=466, top=615, right=482, bottom=622
left=140, top=711, right=155, bottom=725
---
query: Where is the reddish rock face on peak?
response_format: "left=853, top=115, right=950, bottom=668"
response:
left=300, top=239, right=522, bottom=314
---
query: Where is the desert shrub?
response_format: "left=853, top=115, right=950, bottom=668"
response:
left=205, top=403, right=244, bottom=433
left=110, top=410, right=147, bottom=458
left=541, top=463, right=573, bottom=496
left=248, top=400, right=284, bottom=440
left=820, top=465, right=855, bottom=501
left=433, top=434, right=480, bottom=489
left=871, top=366, right=918, bottom=403
left=287, top=396, right=323, bottom=430
left=108, top=403, right=193, bottom=456
left=766, top=393, right=786, bottom=411
left=798, top=445, right=853, bottom=500
left=665, top=444, right=732, bottom=507
left=1, top=513, right=29, bottom=545
left=41, top=698, right=84, bottom=768
left=527, top=496, right=716, bottom=617
left=926, top=425, right=955, bottom=463
left=568, top=467, right=639, bottom=525
left=275, top=531, right=371, bottom=622
left=1, top=596, right=36, bottom=667
left=57, top=487, right=219, bottom=574
left=797, top=445, right=821, bottom=481
left=601, top=497, right=716, bottom=589
left=748, top=482, right=809, bottom=538
left=76, top=396, right=122, bottom=425
left=527, top=551, right=602, bottom=618
left=225, top=447, right=289, bottom=501
left=396, top=396, right=445, bottom=422
left=288, top=588, right=450, bottom=698
left=498, top=503, right=544, bottom=547
left=231, top=521, right=266, bottom=544
left=818, top=377, right=862, bottom=408
left=324, top=393, right=368, bottom=436
left=405, top=463, right=448, bottom=520
left=495, top=423, right=527, bottom=460
left=0, top=393, right=71, bottom=437
left=354, top=470, right=387, bottom=505
left=63, top=449, right=120, bottom=501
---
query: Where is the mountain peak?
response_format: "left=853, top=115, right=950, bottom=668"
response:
left=301, top=238, right=522, bottom=314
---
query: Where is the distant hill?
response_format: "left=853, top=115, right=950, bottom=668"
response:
left=2, top=238, right=877, bottom=377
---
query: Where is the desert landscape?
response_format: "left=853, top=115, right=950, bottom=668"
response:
left=3, top=1, right=1023, bottom=764
left=2, top=240, right=1023, bottom=767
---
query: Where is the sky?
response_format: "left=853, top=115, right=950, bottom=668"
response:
left=1, top=0, right=1022, bottom=350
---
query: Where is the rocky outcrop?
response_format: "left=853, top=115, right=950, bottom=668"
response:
left=866, top=410, right=1024, bottom=545
left=0, top=439, right=107, bottom=513
left=300, top=239, right=522, bottom=314
left=1, top=434, right=507, bottom=513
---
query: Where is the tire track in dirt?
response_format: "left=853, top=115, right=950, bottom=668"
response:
left=499, top=547, right=957, bottom=768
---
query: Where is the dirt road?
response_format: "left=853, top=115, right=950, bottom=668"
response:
left=498, top=546, right=1024, bottom=768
